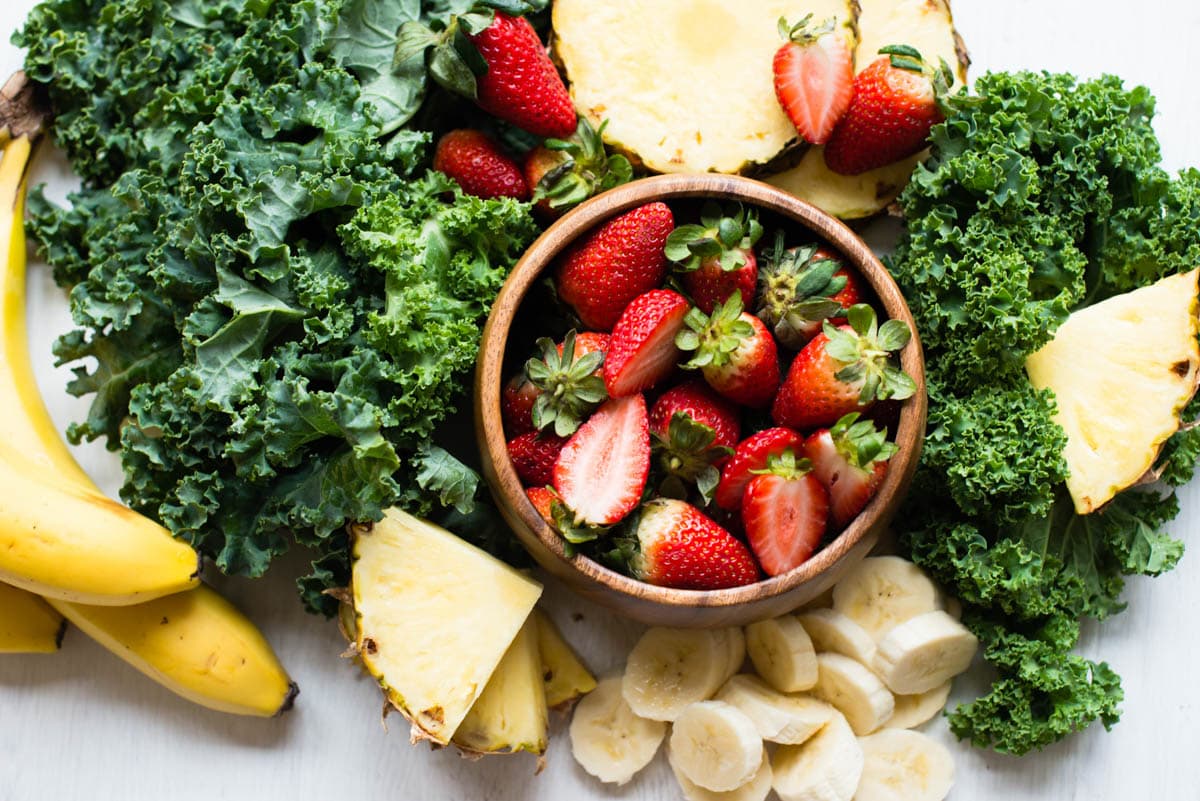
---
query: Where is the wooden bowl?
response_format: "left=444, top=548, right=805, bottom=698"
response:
left=475, top=174, right=927, bottom=628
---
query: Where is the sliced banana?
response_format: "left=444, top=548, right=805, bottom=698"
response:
left=745, top=615, right=818, bottom=693
left=797, top=609, right=878, bottom=666
left=811, top=653, right=894, bottom=735
left=832, top=556, right=943, bottom=641
left=873, top=610, right=978, bottom=696
left=669, top=701, right=765, bottom=792
left=885, top=682, right=952, bottom=730
left=623, top=627, right=730, bottom=721
left=715, top=674, right=833, bottom=745
left=772, top=713, right=863, bottom=801
left=670, top=745, right=773, bottom=801
left=570, top=675, right=667, bottom=784
left=855, top=729, right=955, bottom=801
left=720, top=625, right=747, bottom=680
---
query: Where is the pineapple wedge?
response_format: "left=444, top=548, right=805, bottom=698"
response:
left=1025, top=269, right=1200, bottom=513
left=533, top=610, right=597, bottom=710
left=351, top=509, right=543, bottom=745
left=553, top=0, right=857, bottom=174
left=453, top=618, right=549, bottom=757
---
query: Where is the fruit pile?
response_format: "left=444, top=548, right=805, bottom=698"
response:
left=501, top=201, right=916, bottom=589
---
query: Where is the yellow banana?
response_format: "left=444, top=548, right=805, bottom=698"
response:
left=49, top=585, right=297, bottom=717
left=0, top=581, right=65, bottom=653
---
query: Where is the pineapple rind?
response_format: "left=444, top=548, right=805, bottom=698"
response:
left=533, top=609, right=597, bottom=709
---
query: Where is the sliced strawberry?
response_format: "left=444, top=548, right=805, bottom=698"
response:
left=525, top=329, right=609, bottom=437
left=508, top=431, right=568, bottom=487
left=804, top=413, right=896, bottom=529
left=677, top=295, right=780, bottom=408
left=627, top=498, right=759, bottom=590
left=526, top=486, right=558, bottom=526
left=666, top=203, right=764, bottom=314
left=772, top=16, right=855, bottom=145
left=603, top=290, right=690, bottom=397
left=501, top=371, right=540, bottom=436
left=742, top=451, right=829, bottom=577
left=756, top=235, right=847, bottom=349
left=649, top=381, right=741, bottom=503
left=433, top=129, right=529, bottom=200
left=553, top=394, right=651, bottom=536
left=714, top=427, right=806, bottom=512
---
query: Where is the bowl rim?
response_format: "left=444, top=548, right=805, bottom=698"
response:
left=475, top=173, right=927, bottom=612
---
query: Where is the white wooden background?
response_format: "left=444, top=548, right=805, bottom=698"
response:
left=1, top=1, right=1198, bottom=798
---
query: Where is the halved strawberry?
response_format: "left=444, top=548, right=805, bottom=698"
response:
left=714, top=427, right=806, bottom=512
left=676, top=294, right=780, bottom=408
left=525, top=329, right=609, bottom=437
left=756, top=235, right=847, bottom=350
left=501, top=372, right=540, bottom=436
left=508, top=431, right=568, bottom=487
left=603, top=290, right=690, bottom=397
left=772, top=16, right=855, bottom=145
left=666, top=203, right=764, bottom=314
left=553, top=394, right=651, bottom=538
left=649, top=381, right=741, bottom=504
left=742, top=450, right=830, bottom=577
left=526, top=486, right=558, bottom=527
left=627, top=498, right=760, bottom=590
left=804, top=413, right=896, bottom=529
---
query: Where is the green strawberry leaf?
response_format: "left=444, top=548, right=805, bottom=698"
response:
left=877, top=319, right=913, bottom=351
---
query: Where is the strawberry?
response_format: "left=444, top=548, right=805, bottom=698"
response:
left=553, top=394, right=651, bottom=537
left=742, top=450, right=829, bottom=576
left=501, top=371, right=540, bottom=436
left=676, top=294, right=780, bottom=408
left=603, top=290, right=690, bottom=397
left=666, top=203, right=764, bottom=314
left=772, top=304, right=917, bottom=430
left=803, top=413, right=897, bottom=529
left=525, top=118, right=633, bottom=220
left=823, top=46, right=951, bottom=175
left=432, top=129, right=529, bottom=201
left=649, top=381, right=741, bottom=504
left=756, top=234, right=849, bottom=349
left=714, top=427, right=805, bottom=512
left=772, top=15, right=855, bottom=145
left=557, top=202, right=675, bottom=331
left=649, top=381, right=741, bottom=452
left=525, top=330, right=609, bottom=437
left=627, top=498, right=760, bottom=590
left=508, top=431, right=568, bottom=487
left=526, top=486, right=558, bottom=526
left=557, top=330, right=609, bottom=366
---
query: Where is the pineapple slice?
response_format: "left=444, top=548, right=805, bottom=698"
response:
left=453, top=618, right=549, bottom=757
left=767, top=146, right=923, bottom=220
left=1025, top=269, right=1200, bottom=513
left=533, top=609, right=597, bottom=709
left=552, top=0, right=857, bottom=174
left=351, top=509, right=543, bottom=745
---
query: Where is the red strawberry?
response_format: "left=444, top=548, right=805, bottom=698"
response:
left=823, top=46, right=950, bottom=175
left=649, top=381, right=741, bottom=451
left=804, top=413, right=895, bottom=529
left=677, top=295, right=780, bottom=408
left=714, top=427, right=805, bottom=512
left=553, top=394, right=651, bottom=534
left=433, top=129, right=529, bottom=200
left=526, top=486, right=557, bottom=526
left=525, top=118, right=633, bottom=220
left=557, top=331, right=609, bottom=369
left=772, top=16, right=855, bottom=145
left=508, top=431, right=568, bottom=487
left=501, top=372, right=540, bottom=436
left=557, top=202, right=675, bottom=331
left=772, top=305, right=916, bottom=430
left=757, top=237, right=849, bottom=349
left=666, top=204, right=764, bottom=314
left=742, top=450, right=830, bottom=577
left=523, top=330, right=609, bottom=437
left=628, top=498, right=760, bottom=590
left=603, top=290, right=690, bottom=397
left=466, top=12, right=576, bottom=138
left=649, top=381, right=741, bottom=504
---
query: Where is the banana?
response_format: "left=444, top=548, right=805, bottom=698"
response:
left=570, top=675, right=667, bottom=784
left=669, top=700, right=764, bottom=792
left=772, top=713, right=863, bottom=801
left=622, top=627, right=734, bottom=721
left=722, top=624, right=747, bottom=679
left=714, top=674, right=833, bottom=745
left=885, top=682, right=952, bottom=730
left=670, top=745, right=773, bottom=801
left=831, top=556, right=942, bottom=641
left=48, top=584, right=296, bottom=716
left=872, top=610, right=978, bottom=695
left=810, top=653, right=894, bottom=735
left=855, top=729, right=955, bottom=801
left=796, top=609, right=878, bottom=666
left=745, top=615, right=818, bottom=693
left=0, top=581, right=65, bottom=653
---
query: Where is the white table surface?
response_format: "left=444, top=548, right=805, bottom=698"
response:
left=2, top=1, right=1199, bottom=799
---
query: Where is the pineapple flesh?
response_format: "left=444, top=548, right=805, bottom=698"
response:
left=1025, top=269, right=1200, bottom=514
left=553, top=0, right=857, bottom=174
left=533, top=609, right=597, bottom=709
left=351, top=509, right=543, bottom=745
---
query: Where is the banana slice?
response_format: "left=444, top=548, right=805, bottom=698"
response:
left=670, top=700, right=765, bottom=792
left=715, top=674, right=833, bottom=745
left=570, top=675, right=667, bottom=784
left=796, top=609, right=878, bottom=666
left=721, top=626, right=747, bottom=679
left=873, top=611, right=978, bottom=695
left=623, top=627, right=730, bottom=721
left=670, top=745, right=773, bottom=801
left=772, top=713, right=863, bottom=801
left=885, top=682, right=952, bottom=730
left=745, top=616, right=818, bottom=693
left=832, top=556, right=942, bottom=641
left=855, top=729, right=955, bottom=801
left=811, top=653, right=894, bottom=735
